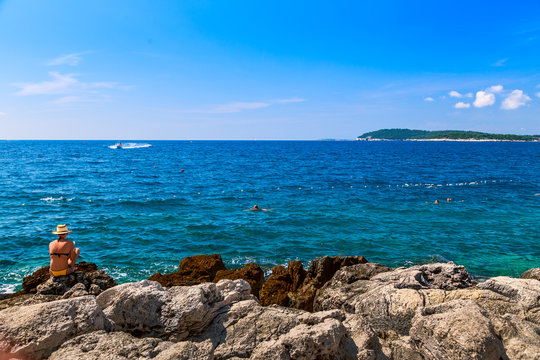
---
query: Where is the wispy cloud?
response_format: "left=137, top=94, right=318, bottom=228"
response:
left=424, top=97, right=434, bottom=102
left=276, top=98, right=306, bottom=104
left=536, top=92, right=540, bottom=98
left=449, top=91, right=472, bottom=98
left=454, top=102, right=470, bottom=109
left=185, top=97, right=306, bottom=114
left=14, top=72, right=78, bottom=95
left=0, top=112, right=6, bottom=117
left=213, top=102, right=270, bottom=113
left=47, top=52, right=87, bottom=66
left=486, top=85, right=503, bottom=93
left=492, top=58, right=508, bottom=67
left=13, top=71, right=128, bottom=104
left=501, top=90, right=531, bottom=110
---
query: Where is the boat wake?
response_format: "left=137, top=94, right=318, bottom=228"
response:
left=108, top=142, right=152, bottom=149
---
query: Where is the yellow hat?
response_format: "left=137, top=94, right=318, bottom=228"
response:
left=52, top=224, right=72, bottom=235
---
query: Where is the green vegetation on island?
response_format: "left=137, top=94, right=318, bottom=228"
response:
left=357, top=129, right=540, bottom=141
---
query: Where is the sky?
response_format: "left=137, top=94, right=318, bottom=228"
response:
left=1, top=0, right=540, bottom=140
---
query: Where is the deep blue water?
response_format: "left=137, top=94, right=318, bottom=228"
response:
left=1, top=140, right=539, bottom=293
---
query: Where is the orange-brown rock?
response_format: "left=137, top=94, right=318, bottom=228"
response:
left=291, top=255, right=368, bottom=312
left=213, top=263, right=265, bottom=297
left=259, top=260, right=306, bottom=307
left=149, top=254, right=226, bottom=287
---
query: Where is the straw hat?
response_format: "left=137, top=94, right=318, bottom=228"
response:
left=52, top=224, right=72, bottom=235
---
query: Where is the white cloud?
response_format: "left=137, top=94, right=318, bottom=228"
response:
left=424, top=97, right=434, bottom=101
left=501, top=90, right=531, bottom=110
left=473, top=91, right=495, bottom=108
left=486, top=85, right=503, bottom=93
left=47, top=52, right=85, bottom=66
left=492, top=58, right=508, bottom=67
left=454, top=102, right=471, bottom=109
left=465, top=92, right=473, bottom=98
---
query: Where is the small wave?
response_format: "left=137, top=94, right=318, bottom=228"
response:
left=108, top=143, right=152, bottom=149
left=40, top=196, right=74, bottom=202
left=0, top=283, right=17, bottom=294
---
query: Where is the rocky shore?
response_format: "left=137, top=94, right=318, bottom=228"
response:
left=1, top=255, right=539, bottom=360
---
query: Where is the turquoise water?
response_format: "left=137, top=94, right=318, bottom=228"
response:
left=1, top=140, right=539, bottom=293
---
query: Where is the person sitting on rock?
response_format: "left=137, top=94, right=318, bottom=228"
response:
left=49, top=224, right=80, bottom=277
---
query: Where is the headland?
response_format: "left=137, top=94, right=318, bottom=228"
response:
left=357, top=128, right=540, bottom=141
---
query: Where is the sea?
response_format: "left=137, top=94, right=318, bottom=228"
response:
left=1, top=140, right=539, bottom=293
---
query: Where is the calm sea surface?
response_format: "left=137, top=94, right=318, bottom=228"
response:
left=1, top=140, right=539, bottom=293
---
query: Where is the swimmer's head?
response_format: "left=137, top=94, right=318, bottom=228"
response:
left=434, top=200, right=439, bottom=204
left=253, top=204, right=259, bottom=209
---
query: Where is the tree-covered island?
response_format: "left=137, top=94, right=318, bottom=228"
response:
left=357, top=129, right=540, bottom=141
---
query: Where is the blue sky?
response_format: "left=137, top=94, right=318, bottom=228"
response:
left=1, top=0, right=539, bottom=139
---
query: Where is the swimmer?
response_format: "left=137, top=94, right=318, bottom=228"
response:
left=434, top=200, right=439, bottom=204
left=246, top=204, right=268, bottom=211
left=446, top=197, right=451, bottom=202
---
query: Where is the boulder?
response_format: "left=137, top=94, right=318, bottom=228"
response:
left=199, top=299, right=357, bottom=359
left=314, top=262, right=475, bottom=334
left=476, top=276, right=540, bottom=324
left=36, top=269, right=117, bottom=297
left=409, top=300, right=506, bottom=360
left=291, top=256, right=368, bottom=311
left=520, top=267, right=540, bottom=281
left=96, top=279, right=251, bottom=341
left=0, top=296, right=110, bottom=360
left=213, top=262, right=265, bottom=297
left=259, top=260, right=306, bottom=307
left=370, top=262, right=472, bottom=290
left=49, top=330, right=214, bottom=360
left=149, top=254, right=226, bottom=287
left=313, top=262, right=391, bottom=312
left=21, top=261, right=101, bottom=294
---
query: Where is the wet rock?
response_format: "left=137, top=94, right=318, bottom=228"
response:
left=409, top=300, right=506, bottom=360
left=291, top=256, right=368, bottom=311
left=21, top=266, right=51, bottom=294
left=213, top=262, right=265, bottom=297
left=0, top=296, right=110, bottom=360
left=96, top=279, right=251, bottom=341
left=149, top=254, right=226, bottom=287
left=520, top=267, right=540, bottom=281
left=49, top=330, right=214, bottom=360
left=259, top=260, right=306, bottom=307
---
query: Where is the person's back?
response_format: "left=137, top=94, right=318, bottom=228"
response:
left=49, top=224, right=80, bottom=277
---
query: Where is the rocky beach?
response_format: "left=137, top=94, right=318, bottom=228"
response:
left=1, top=255, right=539, bottom=360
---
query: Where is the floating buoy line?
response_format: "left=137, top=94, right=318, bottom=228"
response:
left=28, top=179, right=520, bottom=206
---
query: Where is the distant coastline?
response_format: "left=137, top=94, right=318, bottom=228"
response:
left=357, top=128, right=540, bottom=142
